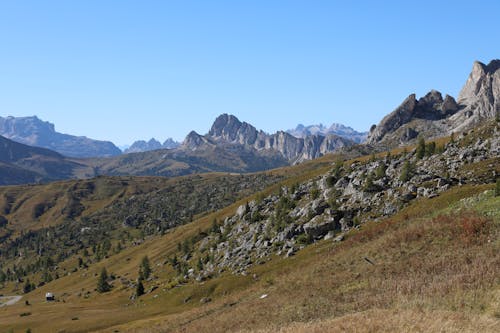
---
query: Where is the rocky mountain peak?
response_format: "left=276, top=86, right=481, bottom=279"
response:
left=208, top=114, right=259, bottom=145
left=182, top=131, right=209, bottom=150
left=458, top=59, right=499, bottom=112
left=366, top=90, right=460, bottom=145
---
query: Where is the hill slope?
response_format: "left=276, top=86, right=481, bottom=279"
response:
left=0, top=121, right=498, bottom=332
left=0, top=135, right=93, bottom=185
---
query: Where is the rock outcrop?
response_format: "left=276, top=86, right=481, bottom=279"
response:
left=367, top=91, right=459, bottom=145
left=193, top=114, right=355, bottom=164
left=0, top=116, right=122, bottom=158
left=367, top=59, right=499, bottom=148
left=450, top=60, right=500, bottom=131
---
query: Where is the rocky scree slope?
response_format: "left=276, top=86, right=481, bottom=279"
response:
left=0, top=116, right=122, bottom=158
left=367, top=59, right=500, bottom=148
left=172, top=122, right=500, bottom=280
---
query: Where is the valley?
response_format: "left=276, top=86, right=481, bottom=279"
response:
left=0, top=59, right=499, bottom=332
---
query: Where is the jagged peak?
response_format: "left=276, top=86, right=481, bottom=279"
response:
left=209, top=114, right=243, bottom=134
left=473, top=59, right=500, bottom=74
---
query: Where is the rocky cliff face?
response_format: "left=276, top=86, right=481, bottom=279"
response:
left=367, top=91, right=459, bottom=145
left=0, top=116, right=122, bottom=158
left=451, top=60, right=500, bottom=131
left=196, top=114, right=355, bottom=163
left=367, top=59, right=499, bottom=147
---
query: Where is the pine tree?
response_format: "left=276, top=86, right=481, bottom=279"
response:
left=139, top=256, right=151, bottom=280
left=97, top=268, right=111, bottom=293
left=136, top=278, right=145, bottom=297
left=416, top=137, right=426, bottom=159
left=23, top=279, right=33, bottom=294
left=400, top=160, right=413, bottom=182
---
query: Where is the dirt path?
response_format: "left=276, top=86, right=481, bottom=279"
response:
left=0, top=295, right=22, bottom=307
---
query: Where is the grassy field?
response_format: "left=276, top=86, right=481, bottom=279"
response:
left=0, top=183, right=498, bottom=332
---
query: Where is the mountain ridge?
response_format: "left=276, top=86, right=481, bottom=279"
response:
left=0, top=135, right=92, bottom=185
left=0, top=116, right=122, bottom=158
left=124, top=138, right=180, bottom=153
left=287, top=122, right=367, bottom=143
left=366, top=59, right=500, bottom=147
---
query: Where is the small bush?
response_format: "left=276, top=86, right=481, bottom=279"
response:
left=461, top=215, right=489, bottom=245
left=495, top=178, right=500, bottom=197
left=296, top=233, right=313, bottom=245
left=310, top=187, right=320, bottom=200
left=326, top=175, right=336, bottom=188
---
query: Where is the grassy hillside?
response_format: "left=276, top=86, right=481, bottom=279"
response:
left=0, top=184, right=498, bottom=333
left=0, top=121, right=498, bottom=332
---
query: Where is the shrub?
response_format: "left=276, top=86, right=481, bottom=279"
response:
left=296, top=233, right=313, bottom=245
left=496, top=178, right=500, bottom=197
left=460, top=215, right=489, bottom=245
left=426, top=141, right=436, bottom=156
left=326, top=175, right=336, bottom=188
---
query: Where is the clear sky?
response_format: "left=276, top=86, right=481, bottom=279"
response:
left=0, top=1, right=499, bottom=146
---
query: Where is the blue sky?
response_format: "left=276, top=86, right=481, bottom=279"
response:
left=0, top=1, right=499, bottom=145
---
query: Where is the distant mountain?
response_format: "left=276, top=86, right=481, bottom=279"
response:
left=366, top=59, right=500, bottom=147
left=124, top=138, right=180, bottom=153
left=204, top=114, right=355, bottom=164
left=87, top=114, right=355, bottom=178
left=0, top=135, right=93, bottom=185
left=287, top=123, right=367, bottom=143
left=0, top=116, right=122, bottom=158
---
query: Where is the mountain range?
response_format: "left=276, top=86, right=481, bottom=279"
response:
left=0, top=59, right=499, bottom=332
left=124, top=138, right=180, bottom=153
left=0, top=116, right=121, bottom=158
left=0, top=59, right=498, bottom=186
left=286, top=123, right=367, bottom=143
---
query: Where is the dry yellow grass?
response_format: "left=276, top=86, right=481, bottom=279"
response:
left=238, top=309, right=500, bottom=333
left=1, top=185, right=498, bottom=333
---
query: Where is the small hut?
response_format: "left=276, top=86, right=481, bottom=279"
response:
left=45, top=292, right=55, bottom=301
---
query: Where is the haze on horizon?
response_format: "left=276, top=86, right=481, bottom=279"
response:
left=0, top=0, right=499, bottom=146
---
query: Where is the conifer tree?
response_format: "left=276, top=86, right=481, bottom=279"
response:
left=139, top=256, right=151, bottom=280
left=416, top=137, right=426, bottom=159
left=136, top=278, right=145, bottom=297
left=97, top=268, right=111, bottom=293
